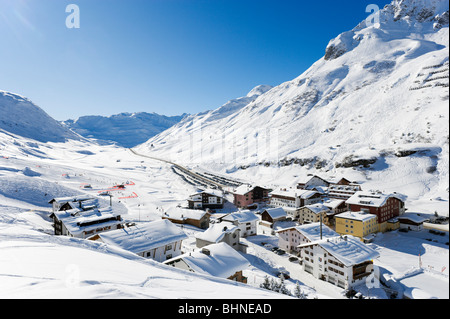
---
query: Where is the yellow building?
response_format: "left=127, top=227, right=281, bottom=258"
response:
left=335, top=211, right=378, bottom=240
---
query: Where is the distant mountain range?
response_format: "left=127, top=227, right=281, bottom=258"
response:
left=62, top=112, right=188, bottom=148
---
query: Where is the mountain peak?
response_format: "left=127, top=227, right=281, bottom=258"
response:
left=0, top=90, right=81, bottom=143
left=246, top=85, right=274, bottom=98
left=324, top=0, right=448, bottom=61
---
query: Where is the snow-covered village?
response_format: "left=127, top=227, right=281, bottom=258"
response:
left=0, top=0, right=449, bottom=305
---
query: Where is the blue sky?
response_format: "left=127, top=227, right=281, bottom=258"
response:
left=0, top=0, right=387, bottom=120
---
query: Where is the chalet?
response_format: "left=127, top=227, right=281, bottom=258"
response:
left=335, top=211, right=378, bottom=241
left=164, top=243, right=250, bottom=283
left=49, top=207, right=123, bottom=239
left=397, top=213, right=430, bottom=231
left=48, top=195, right=96, bottom=213
left=260, top=207, right=287, bottom=228
left=322, top=199, right=348, bottom=226
left=322, top=199, right=347, bottom=214
left=297, top=175, right=330, bottom=190
left=298, top=235, right=380, bottom=290
left=187, top=189, right=224, bottom=210
left=298, top=203, right=331, bottom=224
left=162, top=207, right=210, bottom=229
left=346, top=191, right=407, bottom=232
left=327, top=184, right=362, bottom=200
left=269, top=188, right=322, bottom=215
left=88, top=219, right=188, bottom=262
left=195, top=222, right=247, bottom=253
left=277, top=222, right=338, bottom=254
left=218, top=210, right=259, bottom=237
left=232, top=184, right=270, bottom=208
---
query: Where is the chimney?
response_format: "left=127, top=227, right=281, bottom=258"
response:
left=201, top=248, right=210, bottom=256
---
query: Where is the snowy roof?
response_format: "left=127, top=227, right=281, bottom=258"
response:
left=164, top=243, right=250, bottom=279
left=270, top=188, right=318, bottom=199
left=295, top=222, right=338, bottom=242
left=397, top=213, right=430, bottom=224
left=221, top=210, right=259, bottom=223
left=322, top=199, right=346, bottom=209
left=48, top=195, right=95, bottom=204
left=346, top=191, right=407, bottom=207
left=52, top=207, right=122, bottom=236
left=195, top=222, right=238, bottom=243
left=328, top=184, right=361, bottom=192
left=302, top=203, right=330, bottom=214
left=233, top=184, right=268, bottom=195
left=316, top=236, right=380, bottom=267
left=262, top=207, right=287, bottom=219
left=335, top=211, right=378, bottom=222
left=233, top=184, right=253, bottom=195
left=164, top=207, right=208, bottom=221
left=94, top=219, right=188, bottom=254
left=199, top=189, right=224, bottom=198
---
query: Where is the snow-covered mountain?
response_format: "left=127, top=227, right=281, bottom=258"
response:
left=136, top=0, right=449, bottom=213
left=0, top=91, right=81, bottom=143
left=63, top=112, right=187, bottom=148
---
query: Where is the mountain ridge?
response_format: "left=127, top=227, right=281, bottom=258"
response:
left=136, top=0, right=449, bottom=207
left=63, top=112, right=188, bottom=148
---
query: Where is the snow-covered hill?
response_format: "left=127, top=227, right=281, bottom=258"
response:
left=0, top=91, right=82, bottom=143
left=63, top=112, right=187, bottom=148
left=136, top=0, right=449, bottom=215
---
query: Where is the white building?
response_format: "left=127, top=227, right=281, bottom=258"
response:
left=187, top=189, right=224, bottom=210
left=48, top=195, right=96, bottom=213
left=49, top=207, right=124, bottom=238
left=276, top=222, right=338, bottom=254
left=219, top=210, right=259, bottom=237
left=88, top=219, right=188, bottom=262
left=298, top=203, right=331, bottom=224
left=269, top=188, right=321, bottom=215
left=398, top=213, right=430, bottom=231
left=195, top=222, right=247, bottom=253
left=164, top=243, right=250, bottom=283
left=298, top=235, right=380, bottom=290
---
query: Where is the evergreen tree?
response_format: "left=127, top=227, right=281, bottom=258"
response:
left=260, top=276, right=271, bottom=290
left=294, top=282, right=306, bottom=299
left=279, top=276, right=291, bottom=296
left=270, top=278, right=280, bottom=293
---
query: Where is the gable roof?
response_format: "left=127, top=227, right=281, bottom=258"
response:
left=164, top=243, right=250, bottom=278
left=270, top=188, right=319, bottom=199
left=164, top=207, right=208, bottom=221
left=346, top=191, right=407, bottom=207
left=51, top=207, right=122, bottom=236
left=195, top=222, right=239, bottom=243
left=93, top=219, right=188, bottom=254
left=48, top=195, right=95, bottom=204
left=233, top=184, right=268, bottom=196
left=322, top=199, right=346, bottom=209
left=302, top=203, right=330, bottom=214
left=262, top=207, right=287, bottom=219
left=221, top=210, right=259, bottom=223
left=189, top=188, right=224, bottom=199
